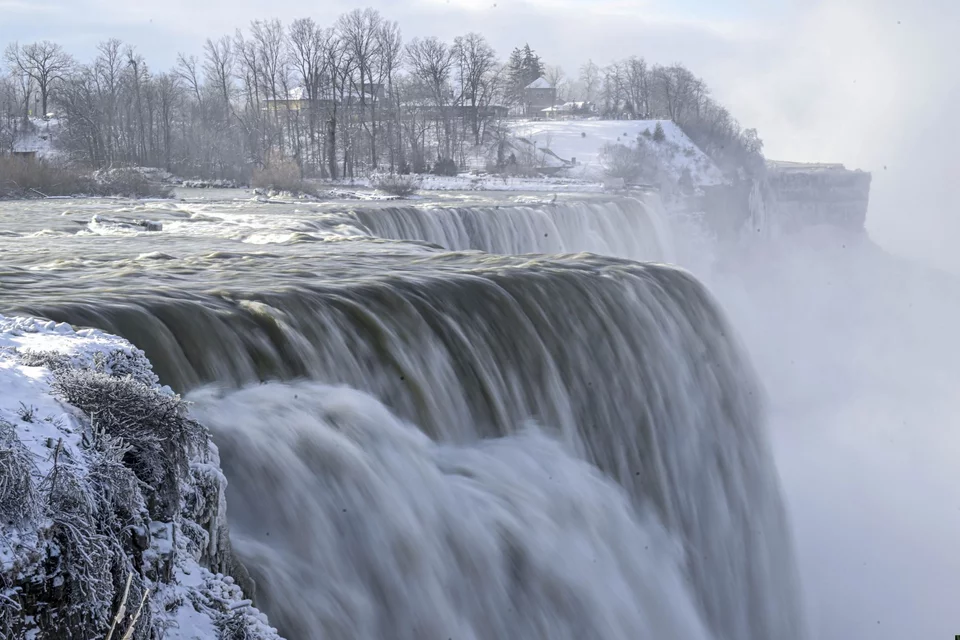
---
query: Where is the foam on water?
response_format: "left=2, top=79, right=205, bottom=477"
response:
left=191, top=382, right=714, bottom=640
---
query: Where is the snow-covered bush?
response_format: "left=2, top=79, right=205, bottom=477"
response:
left=251, top=161, right=314, bottom=196
left=0, top=418, right=37, bottom=525
left=53, top=369, right=205, bottom=521
left=0, top=331, right=279, bottom=640
left=370, top=172, right=422, bottom=197
left=600, top=138, right=660, bottom=185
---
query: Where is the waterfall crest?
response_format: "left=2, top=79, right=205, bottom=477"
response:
left=354, top=196, right=672, bottom=262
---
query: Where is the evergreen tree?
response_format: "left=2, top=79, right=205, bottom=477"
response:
left=520, top=44, right=544, bottom=84
left=653, top=121, right=666, bottom=143
left=506, top=43, right=545, bottom=103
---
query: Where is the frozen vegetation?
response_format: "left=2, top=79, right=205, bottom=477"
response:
left=0, top=314, right=280, bottom=640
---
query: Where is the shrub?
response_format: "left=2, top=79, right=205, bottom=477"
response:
left=653, top=121, right=666, bottom=143
left=601, top=143, right=642, bottom=182
left=370, top=172, right=422, bottom=197
left=0, top=157, right=172, bottom=199
left=250, top=160, right=313, bottom=195
left=0, top=418, right=38, bottom=525
left=51, top=370, right=205, bottom=521
left=601, top=138, right=659, bottom=184
left=432, top=157, right=459, bottom=177
left=91, top=168, right=174, bottom=199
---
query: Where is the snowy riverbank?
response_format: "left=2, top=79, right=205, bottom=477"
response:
left=0, top=314, right=281, bottom=640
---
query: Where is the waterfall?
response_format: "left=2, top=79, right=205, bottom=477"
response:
left=17, top=253, right=804, bottom=640
left=353, top=196, right=673, bottom=262
left=190, top=383, right=714, bottom=640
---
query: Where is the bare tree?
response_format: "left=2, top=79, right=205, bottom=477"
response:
left=544, top=65, right=567, bottom=102
left=623, top=57, right=650, bottom=118
left=337, top=8, right=386, bottom=169
left=204, top=36, right=234, bottom=109
left=454, top=33, right=497, bottom=146
left=4, top=41, right=74, bottom=118
left=578, top=59, right=600, bottom=103
left=406, top=37, right=457, bottom=163
left=372, top=19, right=402, bottom=170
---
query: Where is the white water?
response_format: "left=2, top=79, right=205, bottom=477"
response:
left=191, top=383, right=714, bottom=640
left=355, top=196, right=673, bottom=262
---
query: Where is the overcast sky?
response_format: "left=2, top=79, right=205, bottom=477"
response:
left=3, top=0, right=958, bottom=269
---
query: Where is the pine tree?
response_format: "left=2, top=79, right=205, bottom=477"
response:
left=506, top=44, right=546, bottom=104
left=520, top=44, right=544, bottom=84
left=653, top=121, right=666, bottom=143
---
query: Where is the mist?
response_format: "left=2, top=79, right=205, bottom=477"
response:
left=697, top=3, right=960, bottom=637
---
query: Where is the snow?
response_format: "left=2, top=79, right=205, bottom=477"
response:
left=525, top=77, right=554, bottom=90
left=0, top=314, right=282, bottom=640
left=332, top=173, right=607, bottom=193
left=510, top=119, right=726, bottom=186
left=11, top=118, right=62, bottom=160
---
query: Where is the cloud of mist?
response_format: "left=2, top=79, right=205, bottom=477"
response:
left=709, top=229, right=960, bottom=640
left=707, top=0, right=960, bottom=272
left=695, top=7, right=960, bottom=637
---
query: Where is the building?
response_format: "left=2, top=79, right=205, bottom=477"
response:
left=264, top=84, right=386, bottom=112
left=523, top=77, right=557, bottom=117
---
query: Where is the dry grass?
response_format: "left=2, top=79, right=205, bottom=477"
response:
left=250, top=160, right=315, bottom=196
left=0, top=157, right=172, bottom=199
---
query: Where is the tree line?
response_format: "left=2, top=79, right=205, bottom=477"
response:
left=0, top=9, right=763, bottom=181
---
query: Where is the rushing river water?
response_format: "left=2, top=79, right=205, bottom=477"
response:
left=0, top=190, right=804, bottom=640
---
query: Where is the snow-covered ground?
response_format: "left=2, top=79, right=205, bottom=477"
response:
left=11, top=118, right=62, bottom=161
left=0, top=314, right=281, bottom=640
left=330, top=173, right=605, bottom=194
left=510, top=119, right=725, bottom=186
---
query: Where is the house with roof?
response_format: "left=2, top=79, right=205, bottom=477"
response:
left=523, top=77, right=557, bottom=117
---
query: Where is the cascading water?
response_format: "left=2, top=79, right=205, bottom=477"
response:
left=190, top=383, right=715, bottom=640
left=353, top=196, right=674, bottom=262
left=0, top=194, right=804, bottom=640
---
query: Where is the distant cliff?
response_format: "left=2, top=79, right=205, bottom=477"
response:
left=764, top=161, right=872, bottom=233
left=698, top=161, right=872, bottom=241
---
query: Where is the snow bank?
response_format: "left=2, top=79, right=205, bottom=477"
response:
left=0, top=315, right=281, bottom=640
left=510, top=119, right=726, bottom=186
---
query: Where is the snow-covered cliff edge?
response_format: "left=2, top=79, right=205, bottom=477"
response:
left=0, top=314, right=280, bottom=640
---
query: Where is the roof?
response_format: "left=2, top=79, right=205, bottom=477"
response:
left=525, top=77, right=554, bottom=90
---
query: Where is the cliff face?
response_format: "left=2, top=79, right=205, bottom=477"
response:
left=764, top=161, right=872, bottom=233
left=698, top=162, right=872, bottom=241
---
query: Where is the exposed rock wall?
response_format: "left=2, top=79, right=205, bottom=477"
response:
left=765, top=161, right=872, bottom=233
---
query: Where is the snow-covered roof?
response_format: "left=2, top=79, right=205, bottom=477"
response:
left=287, top=86, right=308, bottom=101
left=525, top=77, right=554, bottom=90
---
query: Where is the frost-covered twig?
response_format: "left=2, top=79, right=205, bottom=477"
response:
left=105, top=572, right=133, bottom=640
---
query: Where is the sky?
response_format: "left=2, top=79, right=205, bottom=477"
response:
left=2, top=0, right=958, bottom=270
